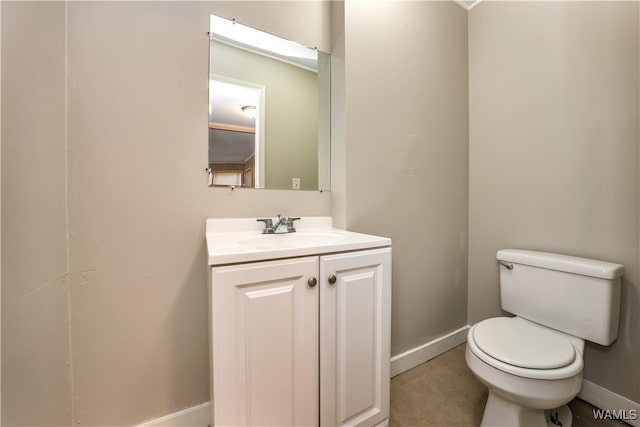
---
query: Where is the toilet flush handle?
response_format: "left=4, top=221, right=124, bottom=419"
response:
left=498, top=260, right=514, bottom=270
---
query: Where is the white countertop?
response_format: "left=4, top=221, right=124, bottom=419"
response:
left=206, top=217, right=391, bottom=265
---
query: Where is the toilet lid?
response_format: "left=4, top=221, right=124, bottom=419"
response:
left=472, top=317, right=576, bottom=370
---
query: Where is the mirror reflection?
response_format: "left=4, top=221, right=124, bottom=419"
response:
left=208, top=14, right=330, bottom=190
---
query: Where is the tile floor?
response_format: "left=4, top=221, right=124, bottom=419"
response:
left=390, top=344, right=628, bottom=427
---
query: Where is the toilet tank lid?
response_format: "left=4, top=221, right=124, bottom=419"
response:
left=497, top=249, right=625, bottom=280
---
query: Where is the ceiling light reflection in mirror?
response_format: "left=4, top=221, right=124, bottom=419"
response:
left=209, top=14, right=318, bottom=71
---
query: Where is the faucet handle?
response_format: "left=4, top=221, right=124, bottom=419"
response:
left=256, top=218, right=273, bottom=233
left=285, top=217, right=301, bottom=232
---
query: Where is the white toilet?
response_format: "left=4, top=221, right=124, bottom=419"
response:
left=466, top=249, right=624, bottom=427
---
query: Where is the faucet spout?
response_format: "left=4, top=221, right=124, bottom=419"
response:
left=271, top=214, right=283, bottom=231
left=256, top=215, right=299, bottom=234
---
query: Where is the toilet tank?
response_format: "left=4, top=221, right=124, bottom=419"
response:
left=497, top=249, right=624, bottom=346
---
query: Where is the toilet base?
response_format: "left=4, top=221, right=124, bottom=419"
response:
left=480, top=391, right=573, bottom=427
left=545, top=405, right=572, bottom=427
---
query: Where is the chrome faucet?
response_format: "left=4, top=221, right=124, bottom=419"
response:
left=257, top=215, right=300, bottom=234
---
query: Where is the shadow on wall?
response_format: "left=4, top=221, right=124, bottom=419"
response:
left=583, top=274, right=640, bottom=393
left=167, top=242, right=210, bottom=413
left=619, top=277, right=639, bottom=353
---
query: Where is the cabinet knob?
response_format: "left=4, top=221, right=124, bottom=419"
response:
left=328, top=274, right=337, bottom=285
left=308, top=277, right=317, bottom=287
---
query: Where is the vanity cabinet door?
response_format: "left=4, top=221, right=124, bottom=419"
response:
left=320, top=248, right=392, bottom=427
left=210, top=256, right=319, bottom=427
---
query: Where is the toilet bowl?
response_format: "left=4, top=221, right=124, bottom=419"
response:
left=466, top=317, right=584, bottom=427
left=466, top=250, right=624, bottom=427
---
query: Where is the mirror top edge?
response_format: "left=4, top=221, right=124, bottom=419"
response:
left=208, top=13, right=330, bottom=56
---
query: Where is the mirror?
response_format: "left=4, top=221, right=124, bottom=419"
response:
left=208, top=14, right=330, bottom=191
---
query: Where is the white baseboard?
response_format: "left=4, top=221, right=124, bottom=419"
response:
left=578, top=380, right=640, bottom=426
left=135, top=326, right=469, bottom=426
left=133, top=325, right=469, bottom=426
left=390, top=325, right=469, bottom=377
left=136, top=327, right=640, bottom=427
left=135, top=402, right=210, bottom=427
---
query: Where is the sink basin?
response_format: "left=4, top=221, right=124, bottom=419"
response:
left=205, top=217, right=391, bottom=265
left=237, top=232, right=347, bottom=250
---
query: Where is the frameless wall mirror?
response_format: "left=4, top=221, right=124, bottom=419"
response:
left=208, top=14, right=331, bottom=191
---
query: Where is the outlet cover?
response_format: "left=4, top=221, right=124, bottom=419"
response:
left=292, top=178, right=301, bottom=190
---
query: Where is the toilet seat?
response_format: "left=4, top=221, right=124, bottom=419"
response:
left=473, top=317, right=576, bottom=369
left=468, top=317, right=584, bottom=380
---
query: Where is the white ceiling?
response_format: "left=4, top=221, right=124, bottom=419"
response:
left=209, top=79, right=259, bottom=128
left=453, top=0, right=482, bottom=11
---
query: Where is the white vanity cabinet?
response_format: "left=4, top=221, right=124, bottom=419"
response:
left=320, top=248, right=391, bottom=427
left=209, top=256, right=320, bottom=427
left=208, top=224, right=391, bottom=427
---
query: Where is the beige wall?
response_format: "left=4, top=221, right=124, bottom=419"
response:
left=1, top=4, right=330, bottom=423
left=468, top=1, right=640, bottom=402
left=1, top=2, right=72, bottom=425
left=318, top=51, right=331, bottom=191
left=210, top=41, right=319, bottom=189
left=330, top=1, right=347, bottom=229
left=4, top=1, right=639, bottom=425
left=341, top=1, right=469, bottom=357
left=1, top=2, right=3, bottom=423
left=63, top=2, right=330, bottom=425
